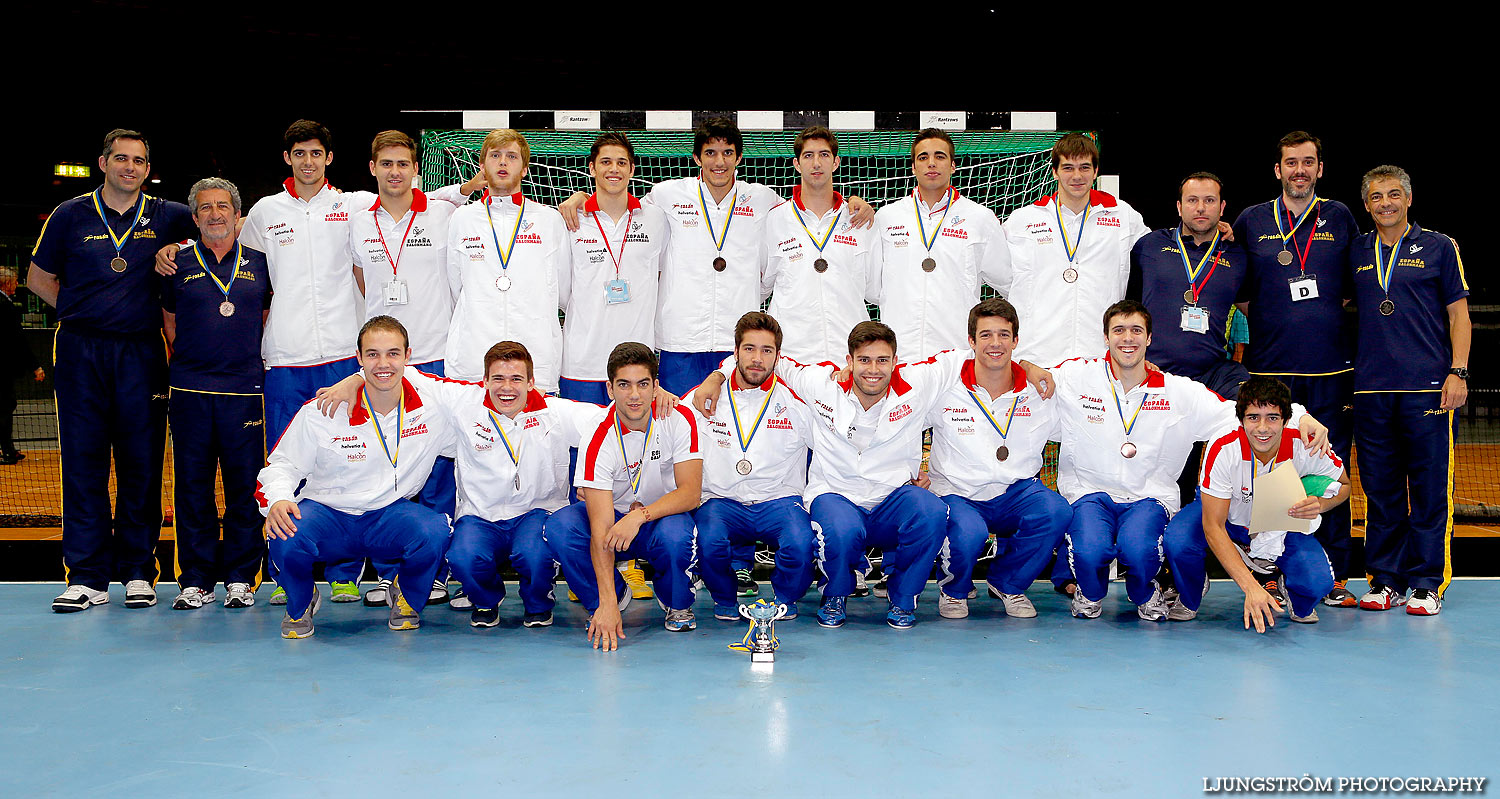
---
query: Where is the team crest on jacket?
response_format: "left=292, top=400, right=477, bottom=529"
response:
left=1141, top=398, right=1171, bottom=412
left=888, top=404, right=913, bottom=422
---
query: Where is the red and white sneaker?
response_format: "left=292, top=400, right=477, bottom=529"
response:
left=1359, top=583, right=1408, bottom=611
left=1406, top=588, right=1442, bottom=616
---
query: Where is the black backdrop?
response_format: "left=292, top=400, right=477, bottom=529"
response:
left=7, top=3, right=1487, bottom=304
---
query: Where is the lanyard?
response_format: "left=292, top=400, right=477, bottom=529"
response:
left=592, top=206, right=634, bottom=280
left=1174, top=227, right=1223, bottom=304
left=913, top=187, right=955, bottom=254
left=615, top=411, right=654, bottom=496
left=90, top=189, right=146, bottom=258
left=190, top=242, right=242, bottom=303
left=1274, top=196, right=1320, bottom=273
left=363, top=386, right=404, bottom=483
left=486, top=409, right=522, bottom=470
left=965, top=386, right=1021, bottom=442
left=728, top=374, right=778, bottom=455
left=698, top=180, right=737, bottom=254
left=373, top=204, right=419, bottom=278
left=1053, top=195, right=1089, bottom=263
left=793, top=203, right=842, bottom=254
left=1107, top=364, right=1145, bottom=440
left=483, top=194, right=526, bottom=272
left=1373, top=223, right=1411, bottom=297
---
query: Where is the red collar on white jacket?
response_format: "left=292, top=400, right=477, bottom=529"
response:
left=349, top=378, right=425, bottom=425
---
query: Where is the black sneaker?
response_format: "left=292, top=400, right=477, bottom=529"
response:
left=470, top=607, right=500, bottom=628
left=522, top=611, right=554, bottom=628
left=735, top=568, right=759, bottom=597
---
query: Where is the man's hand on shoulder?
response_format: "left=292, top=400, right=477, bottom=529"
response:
left=155, top=243, right=182, bottom=276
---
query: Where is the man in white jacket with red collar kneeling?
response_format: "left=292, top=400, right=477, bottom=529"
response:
left=257, top=316, right=455, bottom=639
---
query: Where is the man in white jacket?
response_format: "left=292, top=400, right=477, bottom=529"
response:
left=444, top=129, right=570, bottom=391
left=1047, top=300, right=1327, bottom=621
left=257, top=316, right=455, bottom=639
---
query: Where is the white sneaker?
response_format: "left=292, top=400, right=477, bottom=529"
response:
left=1290, top=606, right=1319, bottom=623
left=1070, top=590, right=1102, bottom=619
left=997, top=591, right=1037, bottom=618
left=1406, top=588, right=1442, bottom=616
left=124, top=580, right=157, bottom=608
left=1136, top=583, right=1169, bottom=622
left=428, top=579, right=451, bottom=604
left=171, top=587, right=216, bottom=610
left=363, top=578, right=392, bottom=607
left=224, top=583, right=255, bottom=608
left=52, top=584, right=109, bottom=613
left=448, top=587, right=473, bottom=611
left=938, top=594, right=969, bottom=619
left=1167, top=602, right=1198, bottom=621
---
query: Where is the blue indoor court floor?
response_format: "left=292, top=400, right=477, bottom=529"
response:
left=2, top=579, right=1495, bottom=797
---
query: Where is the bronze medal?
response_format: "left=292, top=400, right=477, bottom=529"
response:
left=1276, top=250, right=1294, bottom=266
left=921, top=257, right=937, bottom=272
left=996, top=445, right=1009, bottom=462
left=110, top=257, right=127, bottom=273
left=1120, top=441, right=1138, bottom=459
left=1183, top=289, right=1196, bottom=305
left=219, top=301, right=235, bottom=318
left=1062, top=267, right=1079, bottom=283
left=1379, top=299, right=1395, bottom=316
left=813, top=258, right=828, bottom=273
left=713, top=256, right=727, bottom=272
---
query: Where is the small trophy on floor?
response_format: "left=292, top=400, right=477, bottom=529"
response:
left=730, top=598, right=788, bottom=663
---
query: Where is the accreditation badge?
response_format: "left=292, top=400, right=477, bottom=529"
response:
left=604, top=278, right=631, bottom=305
left=1179, top=305, right=1209, bottom=334
left=1287, top=274, right=1319, bottom=302
left=384, top=280, right=409, bottom=306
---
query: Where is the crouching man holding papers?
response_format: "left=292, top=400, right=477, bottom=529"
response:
left=1162, top=376, right=1349, bottom=631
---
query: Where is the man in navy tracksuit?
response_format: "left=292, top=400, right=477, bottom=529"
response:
left=161, top=179, right=273, bottom=611
left=1231, top=131, right=1362, bottom=607
left=1128, top=171, right=1249, bottom=510
left=1349, top=165, right=1470, bottom=617
left=29, top=130, right=195, bottom=612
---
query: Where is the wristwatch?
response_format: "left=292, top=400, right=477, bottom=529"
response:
left=1449, top=367, right=1469, bottom=381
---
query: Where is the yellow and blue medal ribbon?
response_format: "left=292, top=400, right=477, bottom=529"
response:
left=615, top=410, right=654, bottom=496
left=913, top=186, right=955, bottom=255
left=728, top=374, right=777, bottom=457
left=698, top=181, right=738, bottom=257
left=484, top=194, right=526, bottom=278
left=1053, top=194, right=1089, bottom=263
left=190, top=241, right=242, bottom=305
left=1273, top=194, right=1320, bottom=244
left=965, top=386, right=1021, bottom=445
left=487, top=408, right=524, bottom=489
left=91, top=188, right=147, bottom=265
left=1273, top=195, right=1321, bottom=270
left=1107, top=366, right=1145, bottom=440
left=793, top=204, right=842, bottom=255
left=1174, top=227, right=1222, bottom=304
left=363, top=386, right=404, bottom=491
left=1373, top=223, right=1411, bottom=299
